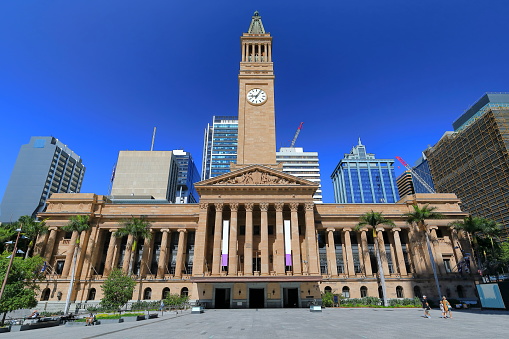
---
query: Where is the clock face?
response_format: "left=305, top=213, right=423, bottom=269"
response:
left=246, top=88, right=267, bottom=105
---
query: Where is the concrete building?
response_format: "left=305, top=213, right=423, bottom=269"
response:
left=425, top=93, right=509, bottom=236
left=173, top=150, right=200, bottom=204
left=0, top=136, right=85, bottom=223
left=277, top=147, right=323, bottom=203
left=202, top=116, right=238, bottom=180
left=396, top=171, right=414, bottom=198
left=331, top=139, right=399, bottom=203
left=34, top=12, right=476, bottom=311
left=110, top=151, right=178, bottom=203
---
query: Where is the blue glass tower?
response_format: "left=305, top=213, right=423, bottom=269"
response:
left=201, top=116, right=238, bottom=180
left=173, top=150, right=200, bottom=203
left=331, top=139, right=399, bottom=203
left=412, top=154, right=435, bottom=193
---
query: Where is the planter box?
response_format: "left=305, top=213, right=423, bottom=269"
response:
left=0, top=328, right=9, bottom=333
left=148, top=314, right=158, bottom=319
left=122, top=316, right=139, bottom=322
left=97, top=318, right=124, bottom=325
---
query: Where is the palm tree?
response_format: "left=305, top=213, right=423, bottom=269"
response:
left=61, top=214, right=91, bottom=314
left=403, top=204, right=443, bottom=298
left=17, top=215, right=48, bottom=258
left=114, top=216, right=152, bottom=276
left=355, top=211, right=395, bottom=306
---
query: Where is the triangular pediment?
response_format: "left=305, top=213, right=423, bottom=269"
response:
left=195, top=165, right=318, bottom=187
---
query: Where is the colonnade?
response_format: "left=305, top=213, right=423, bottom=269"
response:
left=242, top=41, right=272, bottom=62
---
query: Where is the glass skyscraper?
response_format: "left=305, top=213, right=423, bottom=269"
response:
left=173, top=150, right=200, bottom=203
left=331, top=139, right=399, bottom=203
left=201, top=116, right=238, bottom=180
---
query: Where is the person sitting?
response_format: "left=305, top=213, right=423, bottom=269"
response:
left=28, top=310, right=40, bottom=319
left=85, top=313, right=96, bottom=326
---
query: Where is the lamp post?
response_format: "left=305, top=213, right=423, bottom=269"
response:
left=0, top=228, right=23, bottom=301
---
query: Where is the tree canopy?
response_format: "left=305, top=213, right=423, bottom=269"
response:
left=100, top=268, right=135, bottom=311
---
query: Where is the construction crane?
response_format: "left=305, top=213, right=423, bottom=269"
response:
left=395, top=156, right=436, bottom=193
left=290, top=122, right=304, bottom=147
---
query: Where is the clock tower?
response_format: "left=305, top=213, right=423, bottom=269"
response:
left=235, top=11, right=278, bottom=168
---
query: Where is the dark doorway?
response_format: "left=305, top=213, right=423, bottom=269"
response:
left=215, top=288, right=231, bottom=309
left=283, top=288, right=299, bottom=308
left=249, top=288, right=265, bottom=308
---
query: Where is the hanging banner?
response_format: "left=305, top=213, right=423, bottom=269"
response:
left=221, top=220, right=230, bottom=267
left=284, top=220, right=292, bottom=266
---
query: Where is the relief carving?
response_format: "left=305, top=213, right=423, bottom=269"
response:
left=216, top=170, right=297, bottom=185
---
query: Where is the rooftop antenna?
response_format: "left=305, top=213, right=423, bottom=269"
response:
left=150, top=127, right=157, bottom=151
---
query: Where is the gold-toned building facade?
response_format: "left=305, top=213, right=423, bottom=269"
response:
left=35, top=12, right=476, bottom=309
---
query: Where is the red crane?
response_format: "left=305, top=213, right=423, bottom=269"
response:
left=290, top=122, right=304, bottom=147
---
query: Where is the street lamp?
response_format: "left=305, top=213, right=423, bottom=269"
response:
left=0, top=228, right=27, bottom=301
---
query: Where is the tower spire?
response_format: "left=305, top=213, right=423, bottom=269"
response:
left=247, top=11, right=265, bottom=34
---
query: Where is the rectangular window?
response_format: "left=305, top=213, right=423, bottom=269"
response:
left=268, top=225, right=274, bottom=235
left=444, top=258, right=452, bottom=273
left=253, top=226, right=260, bottom=236
left=55, top=260, right=65, bottom=275
left=239, top=226, right=246, bottom=236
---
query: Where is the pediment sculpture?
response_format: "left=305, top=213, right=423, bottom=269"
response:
left=215, top=170, right=298, bottom=185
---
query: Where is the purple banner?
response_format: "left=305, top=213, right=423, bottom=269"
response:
left=221, top=254, right=228, bottom=267
left=285, top=254, right=292, bottom=266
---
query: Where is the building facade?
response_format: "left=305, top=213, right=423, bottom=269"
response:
left=396, top=170, right=414, bottom=198
left=173, top=150, right=200, bottom=204
left=201, top=116, right=238, bottom=180
left=331, top=139, right=399, bottom=204
left=34, top=12, right=476, bottom=310
left=110, top=151, right=179, bottom=203
left=0, top=136, right=85, bottom=223
left=277, top=147, right=323, bottom=203
left=425, top=95, right=509, bottom=236
left=412, top=155, right=435, bottom=193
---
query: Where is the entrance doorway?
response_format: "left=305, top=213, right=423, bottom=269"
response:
left=283, top=288, right=299, bottom=308
left=215, top=288, right=231, bottom=309
left=249, top=288, right=265, bottom=308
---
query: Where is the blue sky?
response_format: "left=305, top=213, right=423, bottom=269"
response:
left=1, top=0, right=508, bottom=203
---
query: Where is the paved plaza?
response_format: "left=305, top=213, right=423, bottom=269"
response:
left=2, top=308, right=508, bottom=339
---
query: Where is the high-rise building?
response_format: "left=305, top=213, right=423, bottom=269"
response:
left=425, top=93, right=509, bottom=235
left=110, top=151, right=178, bottom=203
left=173, top=150, right=200, bottom=203
left=396, top=170, right=414, bottom=198
left=0, top=136, right=85, bottom=223
left=201, top=116, right=238, bottom=180
left=412, top=154, right=435, bottom=193
left=277, top=147, right=323, bottom=203
left=331, top=139, right=399, bottom=203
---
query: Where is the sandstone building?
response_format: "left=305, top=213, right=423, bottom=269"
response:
left=35, top=12, right=476, bottom=309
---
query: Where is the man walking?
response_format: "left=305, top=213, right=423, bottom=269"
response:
left=422, top=295, right=431, bottom=318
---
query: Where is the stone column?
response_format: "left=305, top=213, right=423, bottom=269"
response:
left=104, top=229, right=117, bottom=276
left=33, top=232, right=49, bottom=256
left=175, top=229, right=187, bottom=278
left=44, top=227, right=58, bottom=262
left=449, top=226, right=464, bottom=266
left=81, top=227, right=99, bottom=279
left=392, top=228, right=407, bottom=276
left=376, top=227, right=390, bottom=276
left=429, top=226, right=444, bottom=275
left=260, top=202, right=270, bottom=275
left=244, top=203, right=254, bottom=275
left=360, top=229, right=372, bottom=276
left=304, top=202, right=319, bottom=275
left=290, top=202, right=302, bottom=275
left=139, top=230, right=154, bottom=277
left=343, top=228, right=355, bottom=276
left=122, top=234, right=134, bottom=274
left=157, top=229, right=170, bottom=277
left=212, top=203, right=224, bottom=276
left=228, top=203, right=239, bottom=276
left=326, top=228, right=338, bottom=276
left=193, top=203, right=209, bottom=276
left=274, top=203, right=285, bottom=274
left=62, top=231, right=79, bottom=278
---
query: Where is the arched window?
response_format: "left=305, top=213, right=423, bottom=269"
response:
left=342, top=286, right=350, bottom=298
left=162, top=287, right=170, bottom=299
left=87, top=288, right=96, bottom=301
left=457, top=285, right=464, bottom=298
left=396, top=286, right=404, bottom=298
left=414, top=286, right=422, bottom=298
left=324, top=286, right=332, bottom=294
left=181, top=287, right=189, bottom=297
left=41, top=288, right=51, bottom=301
left=143, top=288, right=152, bottom=300
left=360, top=286, right=368, bottom=298
left=378, top=286, right=383, bottom=299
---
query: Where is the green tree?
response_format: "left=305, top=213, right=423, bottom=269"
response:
left=0, top=224, right=17, bottom=253
left=61, top=215, right=92, bottom=314
left=17, top=215, right=48, bottom=258
left=114, top=217, right=152, bottom=275
left=100, top=268, right=135, bottom=311
left=355, top=211, right=395, bottom=306
left=163, top=293, right=189, bottom=309
left=403, top=204, right=443, bottom=297
left=0, top=254, right=45, bottom=325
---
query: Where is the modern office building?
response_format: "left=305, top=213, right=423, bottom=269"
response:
left=425, top=93, right=509, bottom=236
left=110, top=150, right=178, bottom=203
left=201, top=116, right=238, bottom=180
left=331, top=139, right=399, bottom=203
left=0, top=136, right=85, bottom=223
left=34, top=12, right=475, bottom=311
left=396, top=170, right=414, bottom=198
left=276, top=147, right=323, bottom=203
left=173, top=150, right=200, bottom=204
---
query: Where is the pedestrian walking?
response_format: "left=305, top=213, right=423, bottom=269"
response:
left=422, top=295, right=431, bottom=318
